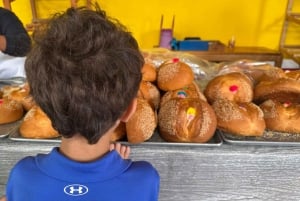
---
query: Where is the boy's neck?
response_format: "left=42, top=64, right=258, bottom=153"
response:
left=59, top=132, right=112, bottom=162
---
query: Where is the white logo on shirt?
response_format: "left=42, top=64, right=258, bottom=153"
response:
left=64, top=184, right=89, bottom=196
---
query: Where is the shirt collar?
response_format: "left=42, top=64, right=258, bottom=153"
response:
left=35, top=147, right=132, bottom=182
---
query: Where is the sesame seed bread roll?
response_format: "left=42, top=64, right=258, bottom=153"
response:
left=158, top=98, right=217, bottom=143
left=142, top=59, right=157, bottom=82
left=259, top=99, right=300, bottom=133
left=254, top=78, right=300, bottom=104
left=126, top=98, right=157, bottom=144
left=137, top=81, right=161, bottom=110
left=254, top=67, right=286, bottom=83
left=160, top=81, right=206, bottom=108
left=111, top=122, right=126, bottom=142
left=212, top=99, right=265, bottom=136
left=204, top=72, right=253, bottom=104
left=0, top=97, right=24, bottom=124
left=19, top=106, right=59, bottom=139
left=157, top=58, right=194, bottom=91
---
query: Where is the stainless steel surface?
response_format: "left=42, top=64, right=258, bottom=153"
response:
left=127, top=130, right=222, bottom=147
left=9, top=129, right=61, bottom=143
left=2, top=138, right=300, bottom=200
left=220, top=130, right=300, bottom=146
left=8, top=129, right=222, bottom=147
left=0, top=121, right=21, bottom=138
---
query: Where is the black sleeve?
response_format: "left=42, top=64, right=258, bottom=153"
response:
left=0, top=8, right=31, bottom=56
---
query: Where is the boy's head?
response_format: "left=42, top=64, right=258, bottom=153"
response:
left=25, top=6, right=144, bottom=144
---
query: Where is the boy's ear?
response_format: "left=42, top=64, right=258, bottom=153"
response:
left=120, top=98, right=137, bottom=123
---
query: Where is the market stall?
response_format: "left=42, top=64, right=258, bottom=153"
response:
left=2, top=52, right=300, bottom=200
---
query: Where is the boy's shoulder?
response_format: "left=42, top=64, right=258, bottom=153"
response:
left=127, top=160, right=160, bottom=181
left=11, top=153, right=45, bottom=170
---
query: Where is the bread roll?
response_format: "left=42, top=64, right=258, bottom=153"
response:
left=126, top=98, right=157, bottom=143
left=111, top=122, right=126, bottom=142
left=19, top=106, right=59, bottom=139
left=137, top=81, right=160, bottom=110
left=142, top=59, right=157, bottom=82
left=204, top=72, right=253, bottom=104
left=212, top=99, right=265, bottom=136
left=0, top=97, right=24, bottom=124
left=284, top=69, right=300, bottom=80
left=160, top=81, right=206, bottom=108
left=1, top=85, right=21, bottom=97
left=8, top=88, right=35, bottom=111
left=255, top=67, right=286, bottom=83
left=157, top=58, right=194, bottom=91
left=260, top=99, right=300, bottom=133
left=254, top=77, right=300, bottom=104
left=158, top=98, right=217, bottom=143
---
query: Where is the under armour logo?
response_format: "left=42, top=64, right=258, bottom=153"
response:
left=64, top=184, right=89, bottom=196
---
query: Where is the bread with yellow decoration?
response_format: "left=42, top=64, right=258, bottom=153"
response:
left=158, top=98, right=217, bottom=143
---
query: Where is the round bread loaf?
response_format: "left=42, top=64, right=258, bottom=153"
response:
left=158, top=98, right=217, bottom=143
left=137, top=81, right=161, bottom=110
left=1, top=85, right=21, bottom=97
left=259, top=99, right=300, bottom=133
left=126, top=98, right=157, bottom=144
left=212, top=99, right=265, bottom=136
left=21, top=95, right=35, bottom=111
left=111, top=122, right=126, bottom=142
left=254, top=77, right=300, bottom=104
left=142, top=59, right=157, bottom=82
left=0, top=97, right=24, bottom=124
left=157, top=58, right=194, bottom=91
left=8, top=88, right=35, bottom=111
left=204, top=72, right=253, bottom=104
left=255, top=67, right=286, bottom=83
left=8, top=88, right=28, bottom=102
left=160, top=81, right=206, bottom=108
left=19, top=106, right=59, bottom=139
left=284, top=69, right=300, bottom=80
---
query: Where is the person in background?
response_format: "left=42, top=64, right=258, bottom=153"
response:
left=3, top=4, right=160, bottom=201
left=0, top=7, right=31, bottom=78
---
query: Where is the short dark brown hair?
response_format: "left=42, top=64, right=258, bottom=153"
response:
left=25, top=6, right=143, bottom=144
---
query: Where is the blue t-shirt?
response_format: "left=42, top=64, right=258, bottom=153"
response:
left=6, top=147, right=160, bottom=201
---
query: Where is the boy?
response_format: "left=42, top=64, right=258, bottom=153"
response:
left=3, top=5, right=160, bottom=201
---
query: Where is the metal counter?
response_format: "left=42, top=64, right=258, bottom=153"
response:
left=1, top=138, right=300, bottom=200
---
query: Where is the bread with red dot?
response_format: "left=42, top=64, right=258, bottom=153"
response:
left=204, top=72, right=253, bottom=104
left=157, top=58, right=194, bottom=91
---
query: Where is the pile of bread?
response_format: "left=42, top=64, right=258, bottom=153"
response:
left=2, top=58, right=300, bottom=144
left=126, top=57, right=217, bottom=143
left=205, top=60, right=300, bottom=137
left=127, top=58, right=300, bottom=143
left=0, top=83, right=59, bottom=139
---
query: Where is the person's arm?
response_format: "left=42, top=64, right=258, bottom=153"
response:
left=0, top=8, right=31, bottom=56
left=0, top=35, right=7, bottom=52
